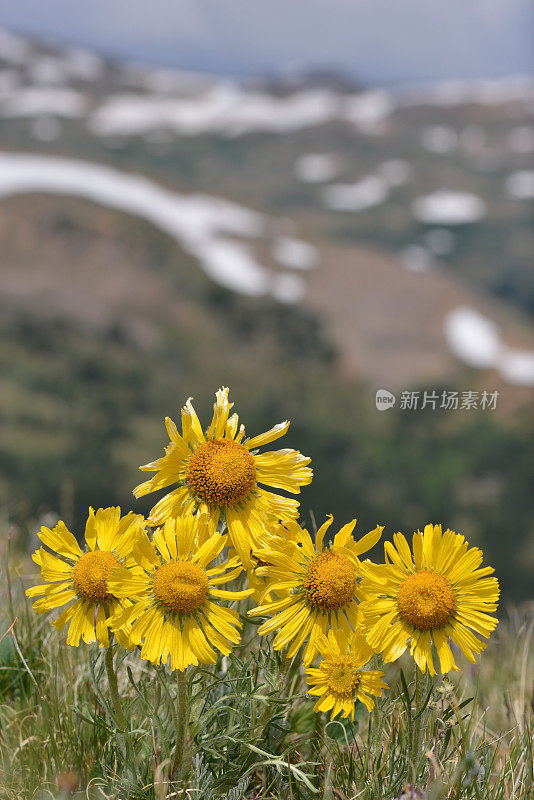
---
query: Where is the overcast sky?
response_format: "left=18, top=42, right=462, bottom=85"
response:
left=1, top=0, right=532, bottom=84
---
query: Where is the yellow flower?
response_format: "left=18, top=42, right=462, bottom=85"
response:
left=26, top=507, right=145, bottom=647
left=133, top=388, right=312, bottom=569
left=107, top=516, right=253, bottom=671
left=359, top=524, right=499, bottom=675
left=248, top=516, right=384, bottom=664
left=306, top=630, right=388, bottom=719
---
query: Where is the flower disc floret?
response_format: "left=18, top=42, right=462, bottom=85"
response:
left=397, top=570, right=456, bottom=630
left=152, top=561, right=209, bottom=614
left=303, top=551, right=356, bottom=611
left=186, top=439, right=256, bottom=507
left=72, top=550, right=119, bottom=603
left=325, top=657, right=362, bottom=697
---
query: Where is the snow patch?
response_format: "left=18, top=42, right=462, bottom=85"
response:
left=0, top=88, right=86, bottom=118
left=0, top=151, right=310, bottom=303
left=444, top=308, right=501, bottom=368
left=444, top=306, right=534, bottom=387
left=505, top=171, right=534, bottom=199
left=499, top=349, right=534, bottom=386
left=89, top=86, right=340, bottom=138
left=272, top=237, right=318, bottom=270
left=343, top=90, right=393, bottom=134
left=413, top=191, right=486, bottom=225
left=294, top=153, right=340, bottom=183
left=322, top=175, right=389, bottom=212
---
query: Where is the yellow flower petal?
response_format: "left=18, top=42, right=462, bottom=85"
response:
left=38, top=522, right=82, bottom=560
left=244, top=421, right=290, bottom=450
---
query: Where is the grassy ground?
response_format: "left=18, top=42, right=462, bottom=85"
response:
left=0, top=549, right=532, bottom=800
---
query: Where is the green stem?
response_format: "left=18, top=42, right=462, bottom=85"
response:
left=105, top=643, right=127, bottom=729
left=313, top=707, right=326, bottom=799
left=362, top=700, right=385, bottom=799
left=218, top=654, right=293, bottom=793
left=251, top=653, right=292, bottom=744
left=410, top=667, right=431, bottom=784
left=104, top=641, right=138, bottom=782
left=171, top=668, right=191, bottom=780
left=363, top=712, right=373, bottom=787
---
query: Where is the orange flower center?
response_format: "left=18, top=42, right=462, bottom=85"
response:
left=397, top=570, right=457, bottom=630
left=72, top=550, right=119, bottom=604
left=152, top=560, right=209, bottom=614
left=303, top=552, right=356, bottom=611
left=186, top=439, right=256, bottom=507
left=324, top=656, right=362, bottom=697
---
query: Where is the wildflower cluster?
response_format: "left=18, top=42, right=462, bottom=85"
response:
left=26, top=387, right=500, bottom=731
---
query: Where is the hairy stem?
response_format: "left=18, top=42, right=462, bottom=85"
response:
left=410, top=666, right=431, bottom=784
left=235, top=652, right=293, bottom=768
left=313, top=704, right=327, bottom=799
left=104, top=641, right=137, bottom=781
left=251, top=653, right=292, bottom=744
left=105, top=643, right=127, bottom=729
left=171, top=668, right=191, bottom=781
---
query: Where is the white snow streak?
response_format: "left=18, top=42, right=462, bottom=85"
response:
left=0, top=152, right=308, bottom=302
